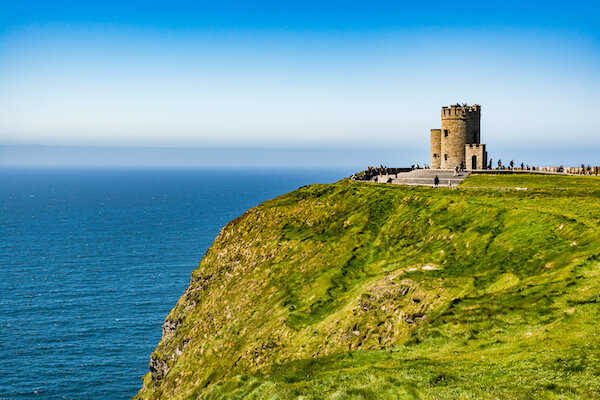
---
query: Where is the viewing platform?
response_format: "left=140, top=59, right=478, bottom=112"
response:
left=367, top=169, right=470, bottom=187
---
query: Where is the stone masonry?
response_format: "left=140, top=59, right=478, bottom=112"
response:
left=430, top=129, right=442, bottom=169
left=430, top=104, right=488, bottom=170
left=465, top=144, right=487, bottom=170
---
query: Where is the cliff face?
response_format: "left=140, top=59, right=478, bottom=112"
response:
left=135, top=176, right=600, bottom=399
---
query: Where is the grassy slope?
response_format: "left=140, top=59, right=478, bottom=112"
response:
left=135, top=175, right=600, bottom=400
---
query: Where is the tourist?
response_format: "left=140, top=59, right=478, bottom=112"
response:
left=454, top=166, right=458, bottom=176
left=510, top=160, right=514, bottom=170
left=434, top=175, right=439, bottom=187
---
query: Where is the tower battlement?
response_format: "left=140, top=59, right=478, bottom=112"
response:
left=442, top=104, right=481, bottom=118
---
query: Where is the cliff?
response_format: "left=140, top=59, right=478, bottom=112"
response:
left=135, top=175, right=600, bottom=399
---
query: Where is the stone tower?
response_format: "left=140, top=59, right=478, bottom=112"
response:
left=430, top=129, right=442, bottom=169
left=430, top=104, right=487, bottom=170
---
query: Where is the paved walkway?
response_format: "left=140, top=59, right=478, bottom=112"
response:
left=372, top=169, right=470, bottom=187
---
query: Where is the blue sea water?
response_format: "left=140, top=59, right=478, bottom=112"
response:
left=0, top=167, right=353, bottom=400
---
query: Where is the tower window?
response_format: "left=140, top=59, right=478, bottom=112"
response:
left=444, top=130, right=449, bottom=137
left=433, top=153, right=438, bottom=158
left=444, top=154, right=448, bottom=161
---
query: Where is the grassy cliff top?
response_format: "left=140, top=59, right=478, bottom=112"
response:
left=135, top=174, right=600, bottom=399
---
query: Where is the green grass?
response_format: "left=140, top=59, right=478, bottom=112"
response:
left=463, top=173, right=600, bottom=191
left=135, top=175, right=600, bottom=399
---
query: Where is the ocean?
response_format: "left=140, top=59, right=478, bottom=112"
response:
left=0, top=167, right=353, bottom=399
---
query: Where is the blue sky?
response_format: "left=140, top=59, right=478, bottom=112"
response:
left=0, top=1, right=599, bottom=164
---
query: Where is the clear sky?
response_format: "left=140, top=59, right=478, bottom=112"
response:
left=0, top=1, right=599, bottom=163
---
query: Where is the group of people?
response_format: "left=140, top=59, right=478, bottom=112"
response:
left=486, top=159, right=536, bottom=171
left=451, top=161, right=466, bottom=176
left=353, top=165, right=405, bottom=181
left=580, top=164, right=600, bottom=176
left=490, top=160, right=599, bottom=175
left=411, top=164, right=430, bottom=170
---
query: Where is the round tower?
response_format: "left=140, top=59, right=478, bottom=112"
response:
left=440, top=104, right=480, bottom=169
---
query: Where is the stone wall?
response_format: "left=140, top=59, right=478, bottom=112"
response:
left=465, top=144, right=487, bottom=170
left=538, top=166, right=600, bottom=175
left=430, top=129, right=441, bottom=169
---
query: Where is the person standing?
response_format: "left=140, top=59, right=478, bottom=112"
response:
left=434, top=175, right=440, bottom=187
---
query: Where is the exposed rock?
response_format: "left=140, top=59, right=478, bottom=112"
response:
left=162, top=317, right=182, bottom=340
left=149, top=356, right=169, bottom=382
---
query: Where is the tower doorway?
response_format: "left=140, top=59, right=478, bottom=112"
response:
left=472, top=155, right=477, bottom=170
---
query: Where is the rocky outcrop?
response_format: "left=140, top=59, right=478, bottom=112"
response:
left=161, top=317, right=182, bottom=341
left=148, top=317, right=185, bottom=382
left=149, top=356, right=169, bottom=382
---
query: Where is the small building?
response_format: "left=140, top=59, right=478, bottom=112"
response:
left=430, top=104, right=488, bottom=170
